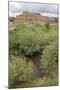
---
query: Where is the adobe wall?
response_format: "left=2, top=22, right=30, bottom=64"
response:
left=15, top=11, right=48, bottom=23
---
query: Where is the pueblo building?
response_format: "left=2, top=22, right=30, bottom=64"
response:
left=9, top=11, right=58, bottom=24
left=15, top=11, right=48, bottom=22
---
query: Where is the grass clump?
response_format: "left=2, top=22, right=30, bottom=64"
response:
left=9, top=22, right=56, bottom=56
left=41, top=41, right=58, bottom=78
left=9, top=56, right=34, bottom=88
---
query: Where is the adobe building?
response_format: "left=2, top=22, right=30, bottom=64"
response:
left=15, top=11, right=48, bottom=23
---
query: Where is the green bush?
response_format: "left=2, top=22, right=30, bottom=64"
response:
left=9, top=25, right=48, bottom=56
left=9, top=23, right=57, bottom=57
left=45, top=22, right=50, bottom=30
left=9, top=56, right=34, bottom=88
left=41, top=41, right=58, bottom=76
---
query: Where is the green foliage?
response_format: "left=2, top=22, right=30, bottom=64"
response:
left=45, top=22, right=50, bottom=30
left=9, top=23, right=57, bottom=56
left=11, top=77, right=58, bottom=88
left=9, top=56, right=34, bottom=88
left=9, top=22, right=58, bottom=88
left=41, top=41, right=58, bottom=76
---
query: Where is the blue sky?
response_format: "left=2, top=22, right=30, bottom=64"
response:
left=9, top=2, right=58, bottom=17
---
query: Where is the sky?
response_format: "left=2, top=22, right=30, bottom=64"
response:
left=9, top=2, right=58, bottom=17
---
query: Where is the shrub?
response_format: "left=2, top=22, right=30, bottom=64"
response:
left=45, top=22, right=50, bottom=30
left=9, top=23, right=57, bottom=56
left=9, top=56, right=34, bottom=88
left=9, top=28, right=48, bottom=56
left=41, top=41, right=58, bottom=76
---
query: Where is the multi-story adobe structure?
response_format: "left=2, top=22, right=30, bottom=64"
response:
left=15, top=11, right=48, bottom=22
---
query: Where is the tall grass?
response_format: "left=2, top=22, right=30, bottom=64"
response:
left=9, top=22, right=58, bottom=88
left=9, top=56, right=34, bottom=88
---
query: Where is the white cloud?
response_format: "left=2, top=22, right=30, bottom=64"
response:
left=9, top=2, right=22, bottom=16
left=41, top=12, right=58, bottom=17
left=9, top=2, right=58, bottom=17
